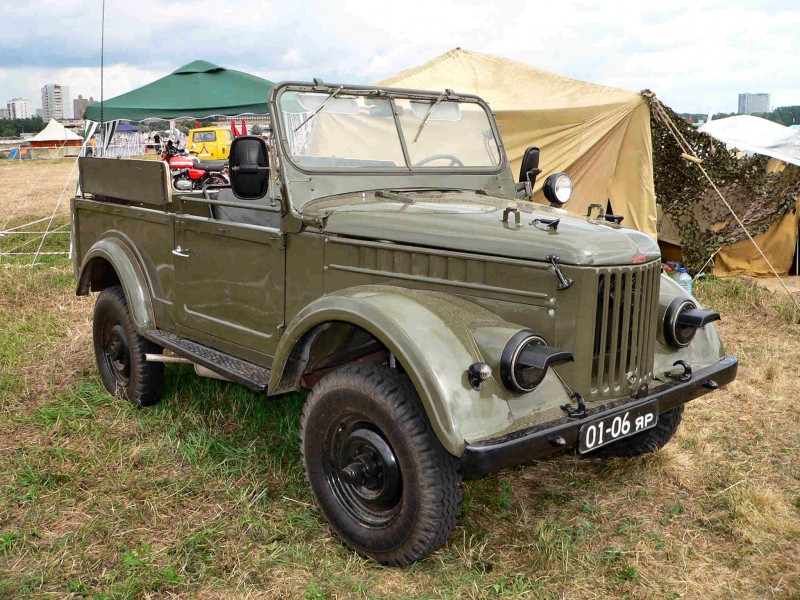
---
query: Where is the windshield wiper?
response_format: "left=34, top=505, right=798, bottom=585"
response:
left=412, top=92, right=446, bottom=143
left=294, top=85, right=344, bottom=133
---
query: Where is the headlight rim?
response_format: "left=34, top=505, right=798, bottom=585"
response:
left=664, top=296, right=698, bottom=349
left=500, top=330, right=549, bottom=393
left=542, top=172, right=573, bottom=206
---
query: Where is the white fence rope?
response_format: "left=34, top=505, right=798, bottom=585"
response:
left=1, top=138, right=73, bottom=232
left=31, top=155, right=81, bottom=266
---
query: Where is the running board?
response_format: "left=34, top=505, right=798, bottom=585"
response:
left=145, top=329, right=271, bottom=392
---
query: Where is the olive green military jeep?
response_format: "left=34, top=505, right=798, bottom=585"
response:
left=72, top=81, right=737, bottom=566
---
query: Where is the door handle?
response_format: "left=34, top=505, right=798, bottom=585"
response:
left=172, top=246, right=191, bottom=258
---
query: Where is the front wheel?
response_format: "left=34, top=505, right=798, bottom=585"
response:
left=93, top=286, right=164, bottom=407
left=301, top=364, right=462, bottom=566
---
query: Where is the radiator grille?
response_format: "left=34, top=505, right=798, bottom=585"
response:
left=590, top=262, right=660, bottom=397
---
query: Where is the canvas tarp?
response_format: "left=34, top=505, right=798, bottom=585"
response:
left=378, top=49, right=656, bottom=237
left=713, top=198, right=800, bottom=276
left=712, top=159, right=800, bottom=276
left=656, top=158, right=800, bottom=276
left=84, top=60, right=275, bottom=122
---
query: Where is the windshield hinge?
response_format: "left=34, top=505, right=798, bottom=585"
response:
left=295, top=85, right=344, bottom=132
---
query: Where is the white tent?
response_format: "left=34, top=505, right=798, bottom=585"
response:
left=29, top=119, right=83, bottom=144
left=699, top=115, right=800, bottom=167
left=28, top=119, right=84, bottom=159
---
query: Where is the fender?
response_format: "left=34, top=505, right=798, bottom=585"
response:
left=270, top=285, right=573, bottom=456
left=76, top=236, right=155, bottom=334
left=653, top=274, right=725, bottom=379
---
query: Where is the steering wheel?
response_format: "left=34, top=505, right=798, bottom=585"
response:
left=413, top=154, right=464, bottom=167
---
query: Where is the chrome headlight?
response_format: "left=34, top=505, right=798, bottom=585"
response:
left=542, top=173, right=573, bottom=207
left=500, top=331, right=573, bottom=393
left=664, top=297, right=697, bottom=348
left=663, top=297, right=721, bottom=349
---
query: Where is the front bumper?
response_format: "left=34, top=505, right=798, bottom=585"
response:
left=460, top=355, right=738, bottom=476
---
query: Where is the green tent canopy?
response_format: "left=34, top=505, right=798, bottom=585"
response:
left=84, top=60, right=275, bottom=122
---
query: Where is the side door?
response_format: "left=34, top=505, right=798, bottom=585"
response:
left=173, top=211, right=285, bottom=362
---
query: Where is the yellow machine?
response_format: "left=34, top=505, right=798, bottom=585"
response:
left=186, top=126, right=233, bottom=160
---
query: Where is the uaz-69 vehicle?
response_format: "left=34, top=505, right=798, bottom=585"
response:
left=72, top=80, right=736, bottom=566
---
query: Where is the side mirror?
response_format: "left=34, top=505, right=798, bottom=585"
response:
left=229, top=135, right=269, bottom=199
left=518, top=146, right=542, bottom=198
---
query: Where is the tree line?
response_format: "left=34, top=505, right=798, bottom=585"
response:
left=680, top=106, right=800, bottom=127
left=0, top=117, right=45, bottom=137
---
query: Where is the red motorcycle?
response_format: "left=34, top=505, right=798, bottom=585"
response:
left=162, top=141, right=229, bottom=192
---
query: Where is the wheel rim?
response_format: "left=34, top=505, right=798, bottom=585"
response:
left=100, top=322, right=131, bottom=387
left=324, top=418, right=402, bottom=527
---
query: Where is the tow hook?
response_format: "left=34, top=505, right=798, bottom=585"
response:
left=560, top=392, right=587, bottom=418
left=667, top=360, right=692, bottom=382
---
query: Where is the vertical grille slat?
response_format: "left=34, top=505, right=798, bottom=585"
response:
left=628, top=271, right=643, bottom=375
left=596, top=272, right=610, bottom=390
left=590, top=262, right=660, bottom=399
left=644, top=266, right=660, bottom=378
left=617, top=273, right=636, bottom=381
left=606, top=272, right=622, bottom=390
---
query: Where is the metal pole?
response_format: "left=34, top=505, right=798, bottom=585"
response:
left=796, top=222, right=799, bottom=276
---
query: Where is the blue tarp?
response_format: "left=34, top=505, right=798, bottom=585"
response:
left=115, top=121, right=141, bottom=132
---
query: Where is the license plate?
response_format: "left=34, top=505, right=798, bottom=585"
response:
left=578, top=401, right=659, bottom=454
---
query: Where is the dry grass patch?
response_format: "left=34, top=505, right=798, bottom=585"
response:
left=0, top=159, right=79, bottom=228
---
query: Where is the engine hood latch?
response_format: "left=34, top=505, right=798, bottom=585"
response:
left=547, top=254, right=574, bottom=291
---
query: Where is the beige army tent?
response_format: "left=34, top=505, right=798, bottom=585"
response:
left=378, top=49, right=657, bottom=237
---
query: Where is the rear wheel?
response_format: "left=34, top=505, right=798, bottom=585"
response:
left=301, top=364, right=462, bottom=566
left=587, top=406, right=684, bottom=458
left=93, top=286, right=164, bottom=407
left=201, top=174, right=228, bottom=194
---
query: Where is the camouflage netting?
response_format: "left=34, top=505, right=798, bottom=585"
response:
left=643, top=90, right=800, bottom=273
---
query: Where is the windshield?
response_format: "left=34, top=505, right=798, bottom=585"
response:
left=278, top=90, right=501, bottom=171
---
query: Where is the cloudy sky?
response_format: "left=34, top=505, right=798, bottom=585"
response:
left=2, top=0, right=799, bottom=116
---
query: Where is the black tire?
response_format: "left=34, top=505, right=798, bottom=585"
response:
left=301, top=364, right=462, bottom=566
left=588, top=406, right=684, bottom=459
left=93, top=286, right=164, bottom=407
left=201, top=175, right=228, bottom=194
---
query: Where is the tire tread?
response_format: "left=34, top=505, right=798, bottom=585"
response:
left=300, top=364, right=462, bottom=566
left=93, top=286, right=164, bottom=407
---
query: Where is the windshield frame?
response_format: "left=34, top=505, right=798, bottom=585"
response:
left=271, top=82, right=507, bottom=176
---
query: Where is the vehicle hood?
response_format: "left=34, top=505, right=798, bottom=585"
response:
left=305, top=190, right=659, bottom=266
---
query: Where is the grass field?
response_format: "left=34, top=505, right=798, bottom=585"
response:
left=0, top=157, right=80, bottom=266
left=0, top=161, right=798, bottom=598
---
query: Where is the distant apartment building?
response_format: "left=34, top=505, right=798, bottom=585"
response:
left=35, top=108, right=44, bottom=119
left=7, top=97, right=32, bottom=119
left=41, top=83, right=72, bottom=121
left=0, top=108, right=8, bottom=119
left=72, top=94, right=96, bottom=119
left=738, top=93, right=770, bottom=115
